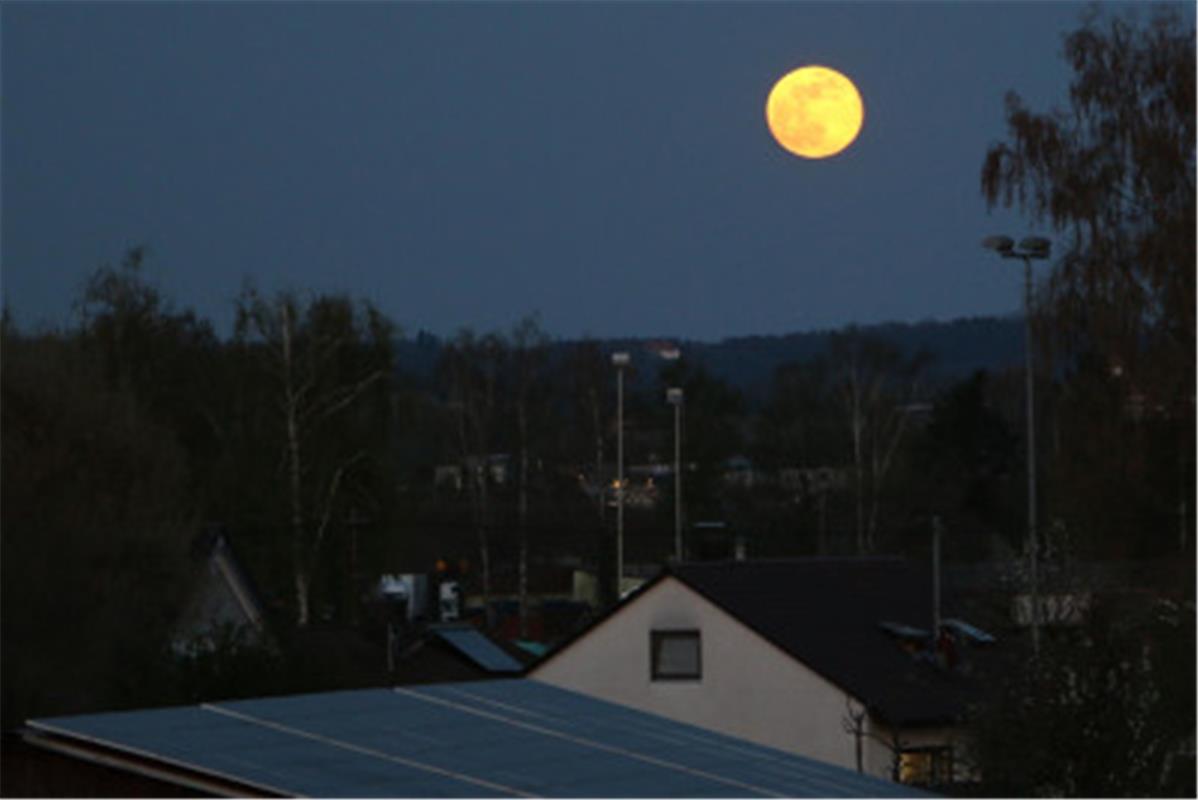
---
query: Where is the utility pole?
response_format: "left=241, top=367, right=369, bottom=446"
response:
left=932, top=515, right=942, bottom=647
left=667, top=387, right=684, bottom=562
left=612, top=352, right=630, bottom=599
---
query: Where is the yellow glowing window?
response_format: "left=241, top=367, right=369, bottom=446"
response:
left=898, top=747, right=953, bottom=787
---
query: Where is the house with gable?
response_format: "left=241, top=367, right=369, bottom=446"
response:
left=172, top=528, right=268, bottom=653
left=530, top=558, right=994, bottom=789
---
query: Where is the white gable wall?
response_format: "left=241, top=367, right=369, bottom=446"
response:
left=532, top=576, right=867, bottom=773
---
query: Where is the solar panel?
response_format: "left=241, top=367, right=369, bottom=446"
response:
left=432, top=626, right=524, bottom=673
left=27, top=680, right=931, bottom=797
left=942, top=617, right=997, bottom=644
left=878, top=620, right=930, bottom=639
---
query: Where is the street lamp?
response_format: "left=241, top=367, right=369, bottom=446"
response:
left=666, top=387, right=684, bottom=562
left=982, top=233, right=1051, bottom=656
left=612, top=351, right=630, bottom=598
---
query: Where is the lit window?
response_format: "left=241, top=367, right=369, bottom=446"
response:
left=898, top=747, right=953, bottom=787
left=650, top=630, right=701, bottom=681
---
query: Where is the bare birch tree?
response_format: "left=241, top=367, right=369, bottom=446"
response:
left=841, top=697, right=908, bottom=782
left=235, top=287, right=391, bottom=627
left=510, top=315, right=550, bottom=638
left=831, top=331, right=929, bottom=554
left=440, top=329, right=506, bottom=621
left=567, top=340, right=609, bottom=521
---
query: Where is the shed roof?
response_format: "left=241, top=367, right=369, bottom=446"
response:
left=25, top=679, right=927, bottom=797
left=429, top=624, right=524, bottom=673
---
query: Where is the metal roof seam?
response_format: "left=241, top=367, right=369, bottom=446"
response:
left=392, top=686, right=790, bottom=798
left=199, top=702, right=538, bottom=798
left=434, top=685, right=558, bottom=721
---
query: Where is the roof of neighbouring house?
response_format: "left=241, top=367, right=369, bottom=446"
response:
left=23, top=680, right=929, bottom=798
left=428, top=624, right=524, bottom=673
left=534, top=558, right=986, bottom=727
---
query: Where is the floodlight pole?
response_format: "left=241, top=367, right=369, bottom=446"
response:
left=613, top=352, right=630, bottom=599
left=983, top=235, right=1050, bottom=657
left=667, top=387, right=684, bottom=562
left=1019, top=252, right=1040, bottom=657
left=932, top=515, right=942, bottom=651
left=1020, top=252, right=1039, bottom=632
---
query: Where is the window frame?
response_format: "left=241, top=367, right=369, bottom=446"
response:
left=650, top=629, right=702, bottom=682
left=897, top=746, right=954, bottom=787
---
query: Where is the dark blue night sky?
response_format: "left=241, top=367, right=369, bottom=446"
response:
left=3, top=1, right=1183, bottom=341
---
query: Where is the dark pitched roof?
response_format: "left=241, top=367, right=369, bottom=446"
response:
left=669, top=559, right=980, bottom=726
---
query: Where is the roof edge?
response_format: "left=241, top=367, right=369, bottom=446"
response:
left=527, top=568, right=672, bottom=675
left=21, top=726, right=285, bottom=797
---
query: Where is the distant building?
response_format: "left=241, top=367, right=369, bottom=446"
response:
left=172, top=529, right=267, bottom=653
left=644, top=340, right=682, bottom=361
left=944, top=557, right=1196, bottom=634
left=434, top=454, right=512, bottom=491
left=721, top=455, right=760, bottom=488
left=778, top=466, right=850, bottom=497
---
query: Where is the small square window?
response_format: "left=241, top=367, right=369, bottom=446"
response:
left=651, top=630, right=701, bottom=681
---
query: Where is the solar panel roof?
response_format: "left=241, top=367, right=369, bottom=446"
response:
left=27, top=679, right=930, bottom=798
left=432, top=625, right=524, bottom=673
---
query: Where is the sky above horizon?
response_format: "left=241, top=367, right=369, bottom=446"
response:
left=2, top=1, right=1186, bottom=342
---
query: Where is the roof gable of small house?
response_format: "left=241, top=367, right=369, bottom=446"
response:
left=173, top=530, right=267, bottom=649
left=535, top=558, right=985, bottom=727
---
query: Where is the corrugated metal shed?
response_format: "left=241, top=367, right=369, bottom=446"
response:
left=430, top=625, right=524, bottom=673
left=25, top=680, right=929, bottom=798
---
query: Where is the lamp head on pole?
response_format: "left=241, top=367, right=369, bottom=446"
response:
left=666, top=387, right=684, bottom=406
left=983, top=234, right=1052, bottom=260
left=981, top=235, right=1015, bottom=255
left=1019, top=237, right=1052, bottom=259
left=611, top=351, right=630, bottom=367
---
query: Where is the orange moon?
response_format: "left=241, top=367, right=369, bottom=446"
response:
left=766, top=66, right=864, bottom=159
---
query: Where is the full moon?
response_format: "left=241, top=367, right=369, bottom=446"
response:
left=766, top=66, right=864, bottom=159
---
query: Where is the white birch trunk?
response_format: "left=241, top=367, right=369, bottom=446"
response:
left=849, top=369, right=867, bottom=555
left=281, top=302, right=310, bottom=627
